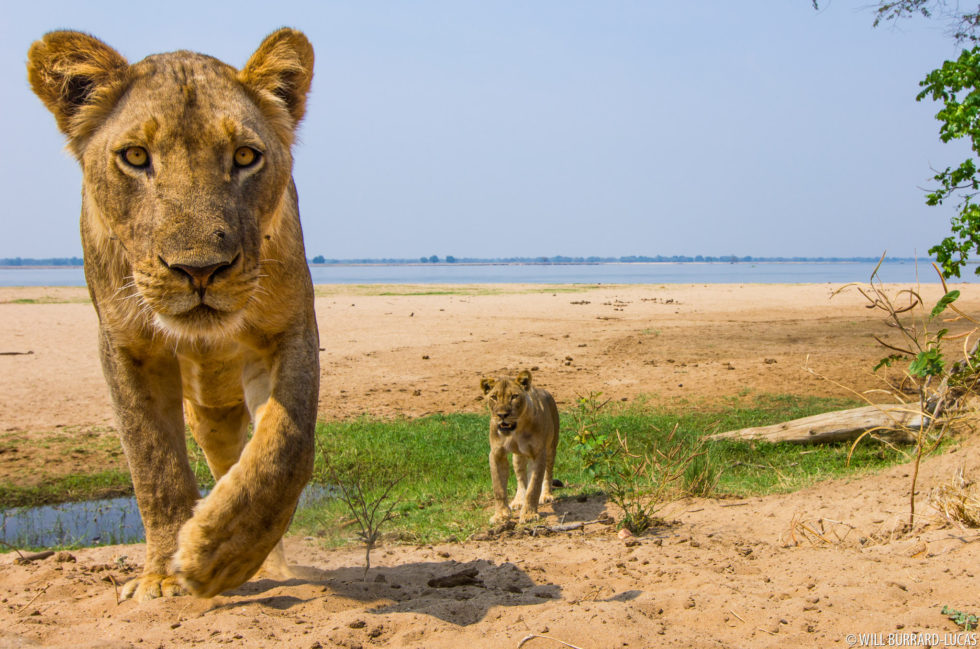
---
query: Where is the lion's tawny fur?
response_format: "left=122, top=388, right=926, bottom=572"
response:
left=481, top=370, right=560, bottom=524
left=27, top=29, right=318, bottom=601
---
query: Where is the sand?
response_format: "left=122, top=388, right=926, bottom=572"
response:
left=0, top=282, right=978, bottom=648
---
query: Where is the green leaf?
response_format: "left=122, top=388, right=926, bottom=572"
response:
left=909, top=349, right=945, bottom=378
left=931, top=290, right=961, bottom=318
left=874, top=354, right=907, bottom=372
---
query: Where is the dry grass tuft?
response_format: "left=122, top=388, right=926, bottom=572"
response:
left=781, top=511, right=859, bottom=547
left=930, top=468, right=980, bottom=528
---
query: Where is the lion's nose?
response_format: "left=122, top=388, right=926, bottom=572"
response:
left=165, top=256, right=236, bottom=291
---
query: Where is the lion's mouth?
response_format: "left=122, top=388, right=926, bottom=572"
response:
left=185, top=304, right=223, bottom=318
left=497, top=420, right=516, bottom=433
left=152, top=300, right=245, bottom=340
left=164, top=303, right=233, bottom=326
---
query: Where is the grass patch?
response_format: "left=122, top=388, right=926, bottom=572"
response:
left=0, top=470, right=134, bottom=509
left=296, top=393, right=942, bottom=546
left=0, top=432, right=215, bottom=510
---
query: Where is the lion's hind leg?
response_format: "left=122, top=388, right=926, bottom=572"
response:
left=185, top=401, right=250, bottom=480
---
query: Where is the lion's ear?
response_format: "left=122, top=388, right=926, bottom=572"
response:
left=27, top=31, right=129, bottom=151
left=240, top=28, right=314, bottom=127
left=516, top=370, right=532, bottom=390
left=480, top=378, right=496, bottom=395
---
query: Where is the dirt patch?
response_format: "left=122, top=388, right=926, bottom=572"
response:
left=0, top=282, right=978, bottom=647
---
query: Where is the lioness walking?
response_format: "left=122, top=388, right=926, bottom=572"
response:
left=27, top=29, right=318, bottom=600
left=481, top=370, right=560, bottom=524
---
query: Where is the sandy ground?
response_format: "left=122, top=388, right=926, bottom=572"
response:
left=1, top=282, right=979, bottom=648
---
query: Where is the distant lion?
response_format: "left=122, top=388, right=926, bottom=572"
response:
left=27, top=29, right=318, bottom=600
left=480, top=370, right=560, bottom=524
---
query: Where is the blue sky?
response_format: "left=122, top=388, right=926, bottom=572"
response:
left=0, top=1, right=971, bottom=259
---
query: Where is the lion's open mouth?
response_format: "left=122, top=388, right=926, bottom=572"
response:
left=497, top=421, right=516, bottom=433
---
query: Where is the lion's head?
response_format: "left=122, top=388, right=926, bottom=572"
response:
left=27, top=30, right=313, bottom=340
left=480, top=370, right=534, bottom=434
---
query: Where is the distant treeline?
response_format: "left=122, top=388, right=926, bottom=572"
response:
left=308, top=254, right=923, bottom=265
left=1, top=257, right=84, bottom=266
left=2, top=254, right=925, bottom=267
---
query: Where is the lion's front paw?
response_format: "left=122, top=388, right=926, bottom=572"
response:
left=120, top=573, right=186, bottom=602
left=518, top=509, right=541, bottom=524
left=490, top=508, right=513, bottom=525
left=172, top=513, right=271, bottom=598
left=539, top=492, right=555, bottom=504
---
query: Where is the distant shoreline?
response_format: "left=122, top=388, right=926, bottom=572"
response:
left=0, top=258, right=933, bottom=270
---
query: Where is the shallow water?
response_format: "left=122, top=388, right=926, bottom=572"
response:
left=0, top=485, right=334, bottom=549
left=2, top=260, right=972, bottom=286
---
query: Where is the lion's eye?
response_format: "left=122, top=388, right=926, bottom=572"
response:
left=233, top=146, right=260, bottom=168
left=121, top=147, right=149, bottom=169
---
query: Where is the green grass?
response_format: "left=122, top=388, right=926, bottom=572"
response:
left=0, top=470, right=134, bottom=509
left=296, top=393, right=941, bottom=546
left=0, top=433, right=215, bottom=510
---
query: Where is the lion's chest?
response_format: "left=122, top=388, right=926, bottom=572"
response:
left=177, top=344, right=249, bottom=408
left=495, top=429, right=540, bottom=459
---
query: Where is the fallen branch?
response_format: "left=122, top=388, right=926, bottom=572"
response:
left=707, top=404, right=922, bottom=444
left=547, top=519, right=600, bottom=533
left=14, top=550, right=54, bottom=564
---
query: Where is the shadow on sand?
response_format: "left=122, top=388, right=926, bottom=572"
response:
left=214, top=557, right=561, bottom=626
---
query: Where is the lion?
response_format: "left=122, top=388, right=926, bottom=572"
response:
left=27, top=29, right=318, bottom=601
left=480, top=370, right=560, bottom=524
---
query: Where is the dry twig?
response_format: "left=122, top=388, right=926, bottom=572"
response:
left=517, top=634, right=587, bottom=649
left=16, top=585, right=50, bottom=615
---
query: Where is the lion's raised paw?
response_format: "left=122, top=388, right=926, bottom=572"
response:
left=120, top=573, right=185, bottom=602
left=171, top=536, right=265, bottom=599
left=171, top=502, right=279, bottom=598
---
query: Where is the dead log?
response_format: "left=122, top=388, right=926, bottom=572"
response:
left=707, top=404, right=923, bottom=445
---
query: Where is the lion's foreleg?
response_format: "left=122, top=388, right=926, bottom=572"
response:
left=98, top=335, right=198, bottom=602
left=172, top=332, right=318, bottom=598
left=489, top=446, right=512, bottom=524
left=511, top=454, right=529, bottom=510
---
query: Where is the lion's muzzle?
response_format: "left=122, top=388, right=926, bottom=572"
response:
left=168, top=255, right=238, bottom=295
